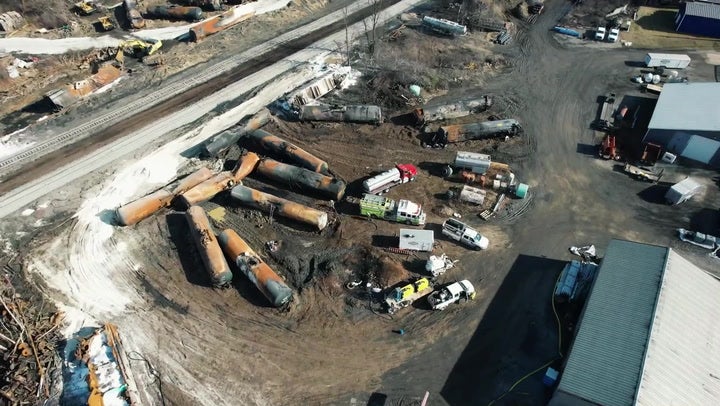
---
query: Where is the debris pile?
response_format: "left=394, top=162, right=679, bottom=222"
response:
left=0, top=277, right=64, bottom=403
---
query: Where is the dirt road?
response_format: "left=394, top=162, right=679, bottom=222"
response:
left=6, top=0, right=720, bottom=405
left=367, top=1, right=720, bottom=405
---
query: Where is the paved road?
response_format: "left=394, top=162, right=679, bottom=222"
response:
left=0, top=0, right=426, bottom=219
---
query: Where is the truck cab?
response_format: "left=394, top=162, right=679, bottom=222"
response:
left=442, top=218, right=489, bottom=250
left=428, top=280, right=476, bottom=310
left=595, top=26, right=606, bottom=41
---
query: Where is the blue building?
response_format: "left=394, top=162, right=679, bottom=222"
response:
left=675, top=1, right=720, bottom=38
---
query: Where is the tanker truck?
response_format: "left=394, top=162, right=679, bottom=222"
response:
left=425, top=119, right=521, bottom=148
left=362, top=163, right=418, bottom=195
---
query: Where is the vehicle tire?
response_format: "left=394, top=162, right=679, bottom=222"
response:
left=442, top=166, right=453, bottom=178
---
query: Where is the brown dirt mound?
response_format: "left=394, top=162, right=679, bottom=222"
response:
left=376, top=256, right=411, bottom=288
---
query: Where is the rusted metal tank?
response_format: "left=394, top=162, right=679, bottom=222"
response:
left=231, top=152, right=260, bottom=183
left=147, top=5, right=203, bottom=21
left=178, top=171, right=236, bottom=207
left=189, top=7, right=255, bottom=41
left=186, top=206, right=233, bottom=287
left=256, top=159, right=346, bottom=200
left=178, top=0, right=223, bottom=11
left=414, top=96, right=493, bottom=125
left=124, top=0, right=145, bottom=29
left=218, top=229, right=293, bottom=307
left=230, top=185, right=329, bottom=230
left=248, top=129, right=328, bottom=173
left=171, top=167, right=214, bottom=195
left=298, top=104, right=383, bottom=125
left=428, top=119, right=521, bottom=148
left=116, top=189, right=173, bottom=226
left=202, top=109, right=271, bottom=157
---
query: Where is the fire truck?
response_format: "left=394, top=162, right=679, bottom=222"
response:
left=359, top=194, right=426, bottom=226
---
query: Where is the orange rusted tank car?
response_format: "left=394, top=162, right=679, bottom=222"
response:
left=231, top=151, right=260, bottom=183
left=256, top=159, right=345, bottom=200
left=218, top=229, right=293, bottom=307
left=178, top=171, right=236, bottom=207
left=116, top=189, right=173, bottom=226
left=248, top=129, right=328, bottom=173
left=186, top=206, right=233, bottom=287
left=230, top=185, right=328, bottom=230
left=171, top=167, right=214, bottom=195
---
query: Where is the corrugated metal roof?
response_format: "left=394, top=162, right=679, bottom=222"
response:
left=697, top=0, right=720, bottom=6
left=684, top=1, right=720, bottom=19
left=556, top=240, right=668, bottom=406
left=648, top=83, right=720, bottom=131
left=635, top=250, right=720, bottom=405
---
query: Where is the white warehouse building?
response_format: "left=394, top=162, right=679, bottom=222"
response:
left=643, top=82, right=720, bottom=166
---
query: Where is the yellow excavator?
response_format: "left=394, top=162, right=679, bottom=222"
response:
left=98, top=16, right=115, bottom=31
left=115, top=39, right=163, bottom=66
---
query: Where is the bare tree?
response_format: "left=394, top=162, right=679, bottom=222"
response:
left=362, top=0, right=383, bottom=59
left=343, top=6, right=351, bottom=67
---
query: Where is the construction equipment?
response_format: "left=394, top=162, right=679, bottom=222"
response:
left=623, top=163, right=663, bottom=183
left=115, top=39, right=163, bottom=65
left=442, top=218, right=489, bottom=250
left=427, top=280, right=476, bottom=310
left=362, top=163, right=418, bottom=195
left=593, top=92, right=616, bottom=131
left=360, top=193, right=426, bottom=226
left=75, top=1, right=98, bottom=16
left=98, top=16, right=115, bottom=31
left=384, top=278, right=433, bottom=314
left=599, top=134, right=619, bottom=160
left=640, top=143, right=662, bottom=166
left=425, top=254, right=457, bottom=278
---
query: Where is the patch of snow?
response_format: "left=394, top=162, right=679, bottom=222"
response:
left=0, top=139, right=35, bottom=160
left=37, top=115, right=50, bottom=122
left=94, top=77, right=124, bottom=95
left=38, top=201, right=50, bottom=208
left=3, top=125, right=29, bottom=138
left=0, top=234, right=13, bottom=256
left=21, top=208, right=34, bottom=216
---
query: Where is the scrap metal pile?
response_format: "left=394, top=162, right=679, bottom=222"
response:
left=0, top=276, right=64, bottom=403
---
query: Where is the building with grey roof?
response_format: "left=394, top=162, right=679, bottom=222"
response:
left=549, top=239, right=720, bottom=406
left=643, top=82, right=720, bottom=165
left=675, top=1, right=720, bottom=38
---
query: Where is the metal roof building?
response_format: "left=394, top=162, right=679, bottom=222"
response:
left=675, top=1, right=720, bottom=38
left=549, top=240, right=720, bottom=406
left=643, top=83, right=720, bottom=166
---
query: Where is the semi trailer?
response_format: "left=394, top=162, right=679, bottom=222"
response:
left=644, top=53, right=691, bottom=69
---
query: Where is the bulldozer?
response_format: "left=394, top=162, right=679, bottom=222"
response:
left=115, top=39, right=163, bottom=66
left=98, top=16, right=115, bottom=31
left=75, top=1, right=97, bottom=15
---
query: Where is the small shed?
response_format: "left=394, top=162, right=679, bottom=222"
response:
left=399, top=229, right=434, bottom=252
left=675, top=1, right=720, bottom=38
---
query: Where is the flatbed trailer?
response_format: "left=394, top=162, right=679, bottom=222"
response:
left=624, top=163, right=663, bottom=183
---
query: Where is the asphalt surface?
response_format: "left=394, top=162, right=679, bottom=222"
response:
left=0, top=0, right=424, bottom=218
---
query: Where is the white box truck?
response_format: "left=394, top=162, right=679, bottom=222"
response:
left=644, top=53, right=691, bottom=69
left=665, top=178, right=702, bottom=205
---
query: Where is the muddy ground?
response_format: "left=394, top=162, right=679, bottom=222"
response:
left=1, top=0, right=720, bottom=405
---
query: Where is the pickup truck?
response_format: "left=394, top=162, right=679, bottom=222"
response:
left=441, top=218, right=489, bottom=250
left=427, top=280, right=476, bottom=310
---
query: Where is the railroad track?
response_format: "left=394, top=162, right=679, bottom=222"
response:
left=0, top=0, right=400, bottom=178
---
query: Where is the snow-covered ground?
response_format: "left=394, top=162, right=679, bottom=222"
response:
left=0, top=0, right=291, bottom=55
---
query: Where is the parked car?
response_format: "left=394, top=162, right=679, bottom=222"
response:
left=595, top=27, right=606, bottom=41
left=607, top=28, right=620, bottom=42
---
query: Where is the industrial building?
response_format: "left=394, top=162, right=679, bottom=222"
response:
left=643, top=82, right=720, bottom=165
left=675, top=1, right=720, bottom=38
left=549, top=240, right=720, bottom=406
